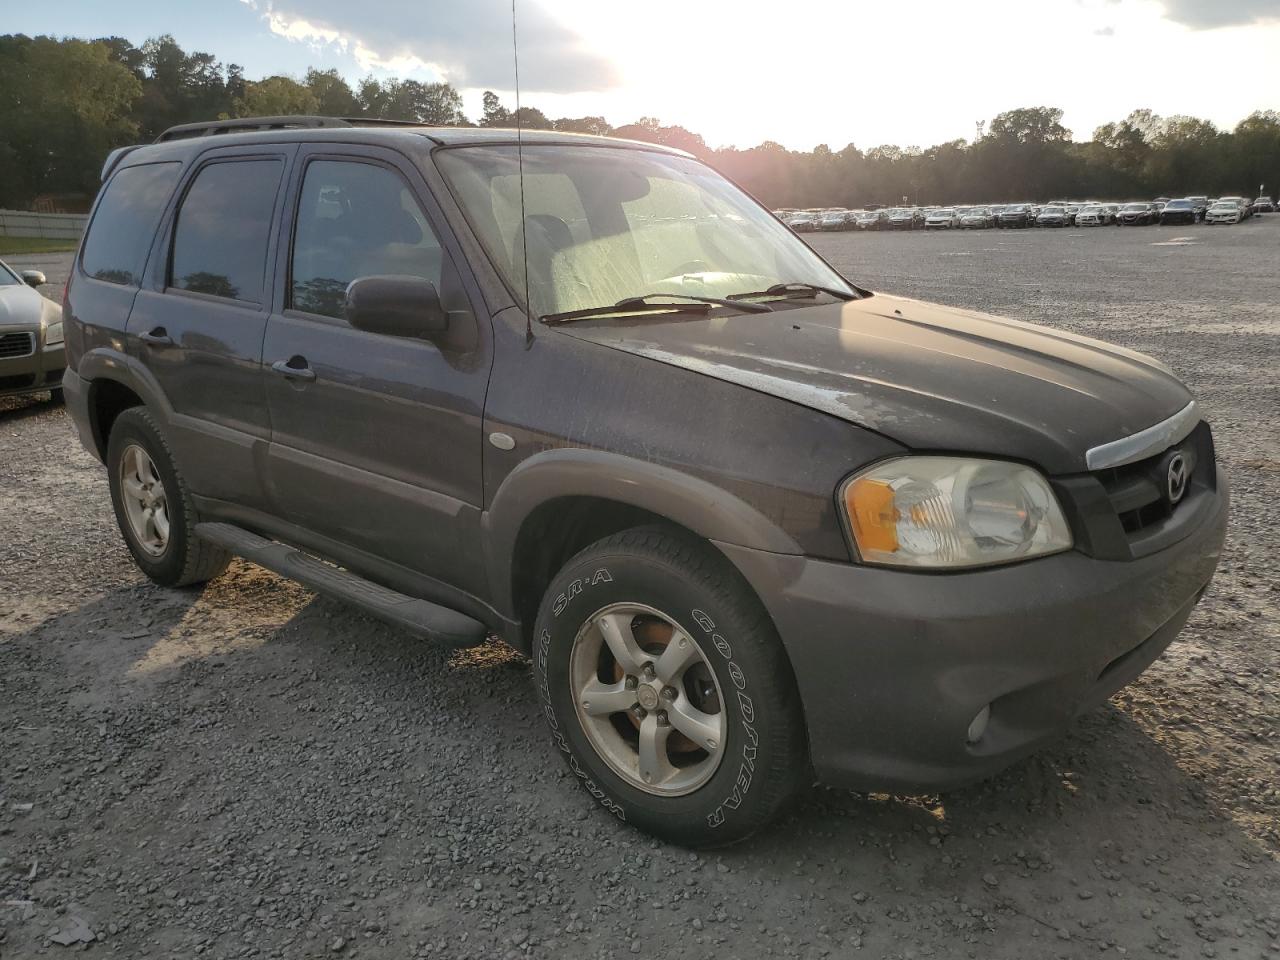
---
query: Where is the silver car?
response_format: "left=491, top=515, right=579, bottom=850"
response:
left=0, top=259, right=65, bottom=400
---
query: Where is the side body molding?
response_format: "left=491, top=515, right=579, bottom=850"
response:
left=481, top=447, right=803, bottom=621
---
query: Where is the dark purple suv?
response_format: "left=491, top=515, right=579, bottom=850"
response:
left=62, top=116, right=1227, bottom=846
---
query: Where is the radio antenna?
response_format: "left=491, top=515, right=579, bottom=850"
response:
left=512, top=0, right=532, bottom=343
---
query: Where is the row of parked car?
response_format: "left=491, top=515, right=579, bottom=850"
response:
left=779, top=194, right=1273, bottom=231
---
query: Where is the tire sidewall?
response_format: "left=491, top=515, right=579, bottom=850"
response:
left=106, top=411, right=189, bottom=585
left=533, top=547, right=773, bottom=845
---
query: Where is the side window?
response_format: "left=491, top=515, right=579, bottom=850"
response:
left=290, top=160, right=444, bottom=319
left=81, top=162, right=182, bottom=285
left=170, top=159, right=283, bottom=303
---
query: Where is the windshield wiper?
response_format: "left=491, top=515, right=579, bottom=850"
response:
left=728, top=282, right=861, bottom=302
left=541, top=292, right=773, bottom=325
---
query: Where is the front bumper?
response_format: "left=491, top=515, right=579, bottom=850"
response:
left=0, top=329, right=65, bottom=398
left=716, top=468, right=1227, bottom=793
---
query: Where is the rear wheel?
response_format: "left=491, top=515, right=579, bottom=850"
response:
left=107, top=407, right=230, bottom=587
left=533, top=526, right=808, bottom=847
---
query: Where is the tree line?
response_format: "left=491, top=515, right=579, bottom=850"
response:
left=1, top=33, right=1277, bottom=211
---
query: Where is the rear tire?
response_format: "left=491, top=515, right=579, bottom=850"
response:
left=533, top=526, right=808, bottom=847
left=106, top=407, right=231, bottom=587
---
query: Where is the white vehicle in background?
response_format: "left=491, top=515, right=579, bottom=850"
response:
left=1218, top=197, right=1253, bottom=220
left=1074, top=204, right=1108, bottom=226
left=924, top=208, right=959, bottom=229
left=1205, top=200, right=1243, bottom=224
left=1252, top=196, right=1274, bottom=213
left=818, top=209, right=849, bottom=231
left=786, top=211, right=817, bottom=232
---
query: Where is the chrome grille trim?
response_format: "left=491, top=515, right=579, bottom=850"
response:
left=1085, top=400, right=1200, bottom=471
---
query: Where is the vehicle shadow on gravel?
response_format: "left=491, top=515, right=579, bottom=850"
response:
left=5, top=577, right=1274, bottom=958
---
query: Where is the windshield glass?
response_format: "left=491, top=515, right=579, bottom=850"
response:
left=1165, top=200, right=1192, bottom=209
left=1041, top=207, right=1064, bottom=214
left=1122, top=204, right=1148, bottom=211
left=437, top=145, right=851, bottom=319
left=0, top=261, right=19, bottom=286
left=932, top=209, right=955, bottom=216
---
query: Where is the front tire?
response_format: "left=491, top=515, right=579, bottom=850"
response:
left=533, top=526, right=808, bottom=847
left=106, top=407, right=231, bottom=587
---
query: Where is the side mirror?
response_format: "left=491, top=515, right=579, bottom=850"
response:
left=22, top=270, right=46, bottom=288
left=344, top=276, right=449, bottom=340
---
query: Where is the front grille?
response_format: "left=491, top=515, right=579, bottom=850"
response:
left=1092, top=421, right=1213, bottom=538
left=0, top=332, right=35, bottom=359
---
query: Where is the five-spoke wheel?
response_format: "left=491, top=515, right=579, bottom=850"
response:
left=571, top=603, right=727, bottom=795
left=118, top=443, right=171, bottom=556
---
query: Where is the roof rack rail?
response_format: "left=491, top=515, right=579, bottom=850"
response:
left=155, top=115, right=437, bottom=143
left=155, top=115, right=354, bottom=143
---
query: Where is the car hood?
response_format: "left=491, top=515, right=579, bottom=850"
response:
left=0, top=283, right=45, bottom=329
left=557, top=293, right=1192, bottom=474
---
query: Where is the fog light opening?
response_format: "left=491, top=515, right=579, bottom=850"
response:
left=966, top=704, right=991, bottom=744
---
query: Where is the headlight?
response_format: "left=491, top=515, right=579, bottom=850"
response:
left=840, top=457, right=1072, bottom=569
left=44, top=320, right=64, bottom=345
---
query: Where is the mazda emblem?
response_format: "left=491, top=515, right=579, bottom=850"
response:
left=1166, top=453, right=1188, bottom=505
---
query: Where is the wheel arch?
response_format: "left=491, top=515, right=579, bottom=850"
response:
left=79, top=348, right=173, bottom=461
left=483, top=449, right=802, bottom=653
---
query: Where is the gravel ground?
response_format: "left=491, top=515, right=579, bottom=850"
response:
left=2, top=222, right=1278, bottom=959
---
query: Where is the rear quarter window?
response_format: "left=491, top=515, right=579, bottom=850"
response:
left=80, top=162, right=182, bottom=286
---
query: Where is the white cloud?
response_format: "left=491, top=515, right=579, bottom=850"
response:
left=247, top=0, right=619, bottom=92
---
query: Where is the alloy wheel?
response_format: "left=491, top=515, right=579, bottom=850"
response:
left=569, top=603, right=727, bottom=796
left=119, top=443, right=171, bottom=557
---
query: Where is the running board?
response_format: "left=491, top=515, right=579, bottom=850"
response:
left=194, top=522, right=488, bottom=648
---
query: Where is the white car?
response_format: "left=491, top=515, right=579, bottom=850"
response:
left=1205, top=201, right=1243, bottom=224
left=785, top=212, right=817, bottom=232
left=818, top=209, right=849, bottom=231
left=924, top=208, right=959, bottom=229
left=1074, top=205, right=1107, bottom=226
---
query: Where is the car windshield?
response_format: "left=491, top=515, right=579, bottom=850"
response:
left=1122, top=204, right=1148, bottom=211
left=1210, top=202, right=1235, bottom=209
left=932, top=209, right=955, bottom=216
left=0, top=261, right=20, bottom=286
left=1041, top=207, right=1064, bottom=215
left=439, top=145, right=852, bottom=319
left=1165, top=200, right=1192, bottom=209
left=1081, top=206, right=1101, bottom=212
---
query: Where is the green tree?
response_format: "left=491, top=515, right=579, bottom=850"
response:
left=233, top=75, right=318, bottom=117
left=305, top=68, right=358, bottom=116
left=0, top=34, right=141, bottom=207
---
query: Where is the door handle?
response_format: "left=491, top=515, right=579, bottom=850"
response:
left=139, top=327, right=173, bottom=346
left=271, top=357, right=317, bottom=382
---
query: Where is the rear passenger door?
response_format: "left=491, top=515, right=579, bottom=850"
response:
left=261, top=145, right=491, bottom=595
left=127, top=145, right=293, bottom=511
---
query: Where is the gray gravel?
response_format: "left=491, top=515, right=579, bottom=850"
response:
left=2, top=222, right=1278, bottom=959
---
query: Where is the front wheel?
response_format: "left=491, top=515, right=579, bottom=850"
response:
left=533, top=526, right=808, bottom=847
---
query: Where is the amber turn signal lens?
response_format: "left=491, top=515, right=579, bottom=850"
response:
left=844, top=476, right=899, bottom=555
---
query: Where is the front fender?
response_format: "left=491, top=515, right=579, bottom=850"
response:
left=481, top=447, right=803, bottom=618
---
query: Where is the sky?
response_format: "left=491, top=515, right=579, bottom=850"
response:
left=8, top=0, right=1280, bottom=150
